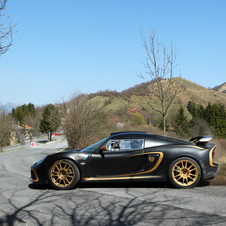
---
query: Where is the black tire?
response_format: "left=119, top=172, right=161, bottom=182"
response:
left=48, top=159, right=80, bottom=190
left=169, top=157, right=201, bottom=188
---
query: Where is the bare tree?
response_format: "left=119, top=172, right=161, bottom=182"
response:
left=0, top=0, right=17, bottom=55
left=0, top=108, right=12, bottom=151
left=137, top=28, right=184, bottom=135
left=24, top=114, right=41, bottom=140
left=61, top=94, right=113, bottom=149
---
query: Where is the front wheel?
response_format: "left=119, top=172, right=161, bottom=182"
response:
left=48, top=159, right=80, bottom=190
left=169, top=157, right=201, bottom=188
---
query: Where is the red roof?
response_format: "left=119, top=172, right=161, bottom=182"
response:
left=127, top=108, right=138, bottom=115
left=22, top=124, right=33, bottom=129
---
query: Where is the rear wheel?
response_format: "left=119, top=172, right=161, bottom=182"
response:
left=169, top=157, right=201, bottom=188
left=48, top=159, right=80, bottom=190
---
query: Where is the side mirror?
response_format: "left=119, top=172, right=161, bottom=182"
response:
left=100, top=146, right=108, bottom=152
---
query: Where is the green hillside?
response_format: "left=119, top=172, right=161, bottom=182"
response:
left=88, top=78, right=226, bottom=122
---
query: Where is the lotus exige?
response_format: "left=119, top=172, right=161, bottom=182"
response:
left=30, top=131, right=219, bottom=190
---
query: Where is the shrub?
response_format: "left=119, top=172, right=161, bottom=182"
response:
left=130, top=113, right=145, bottom=126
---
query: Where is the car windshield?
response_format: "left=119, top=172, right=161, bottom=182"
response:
left=80, top=137, right=109, bottom=153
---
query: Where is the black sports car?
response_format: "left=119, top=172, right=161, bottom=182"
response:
left=30, top=131, right=219, bottom=190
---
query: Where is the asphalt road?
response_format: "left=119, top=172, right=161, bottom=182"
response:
left=0, top=136, right=226, bottom=226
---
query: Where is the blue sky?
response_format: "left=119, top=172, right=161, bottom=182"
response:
left=1, top=0, right=226, bottom=106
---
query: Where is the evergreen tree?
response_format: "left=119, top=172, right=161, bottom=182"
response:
left=197, top=105, right=205, bottom=118
left=12, top=103, right=37, bottom=125
left=209, top=104, right=226, bottom=138
left=39, top=104, right=61, bottom=140
left=204, top=102, right=213, bottom=124
left=11, top=108, right=15, bottom=118
left=187, top=101, right=193, bottom=113
left=186, top=101, right=226, bottom=138
left=190, top=102, right=198, bottom=118
left=27, top=103, right=36, bottom=116
left=189, top=104, right=199, bottom=128
left=200, top=102, right=226, bottom=138
left=174, top=105, right=190, bottom=138
left=187, top=101, right=210, bottom=136
left=14, top=107, right=24, bottom=125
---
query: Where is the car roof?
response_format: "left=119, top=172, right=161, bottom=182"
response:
left=111, top=131, right=146, bottom=136
left=110, top=131, right=150, bottom=140
left=110, top=131, right=192, bottom=146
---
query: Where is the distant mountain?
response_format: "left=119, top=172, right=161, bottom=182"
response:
left=2, top=102, right=25, bottom=113
left=212, top=82, right=226, bottom=93
left=2, top=102, right=43, bottom=113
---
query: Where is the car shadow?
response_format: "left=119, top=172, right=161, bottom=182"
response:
left=28, top=180, right=211, bottom=190
left=197, top=180, right=211, bottom=187
left=79, top=180, right=211, bottom=189
left=28, top=182, right=170, bottom=190
left=28, top=183, right=53, bottom=190
left=78, top=181, right=171, bottom=189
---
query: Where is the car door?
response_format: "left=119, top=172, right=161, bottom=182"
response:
left=89, top=139, right=146, bottom=176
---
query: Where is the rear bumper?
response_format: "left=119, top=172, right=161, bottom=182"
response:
left=203, top=161, right=220, bottom=180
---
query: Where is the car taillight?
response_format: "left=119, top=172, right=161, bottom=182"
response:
left=212, top=148, right=216, bottom=159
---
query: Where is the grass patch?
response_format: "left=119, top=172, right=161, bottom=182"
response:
left=104, top=97, right=130, bottom=111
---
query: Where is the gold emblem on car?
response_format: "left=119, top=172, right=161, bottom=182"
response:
left=149, top=157, right=155, bottom=162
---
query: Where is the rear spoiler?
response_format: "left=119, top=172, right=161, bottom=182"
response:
left=189, top=135, right=213, bottom=145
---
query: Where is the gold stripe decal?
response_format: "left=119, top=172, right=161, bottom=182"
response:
left=191, top=138, right=198, bottom=143
left=126, top=152, right=164, bottom=175
left=83, top=175, right=163, bottom=181
left=209, top=146, right=217, bottom=167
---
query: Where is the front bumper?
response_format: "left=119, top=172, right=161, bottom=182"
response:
left=30, top=162, right=48, bottom=184
left=30, top=167, right=39, bottom=182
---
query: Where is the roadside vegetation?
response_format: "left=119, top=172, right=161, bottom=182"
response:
left=1, top=81, right=226, bottom=186
left=210, top=139, right=226, bottom=185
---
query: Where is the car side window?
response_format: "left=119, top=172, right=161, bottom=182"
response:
left=106, top=139, right=144, bottom=152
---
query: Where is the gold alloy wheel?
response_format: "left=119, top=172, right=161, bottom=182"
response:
left=50, top=161, right=75, bottom=188
left=172, top=159, right=199, bottom=186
